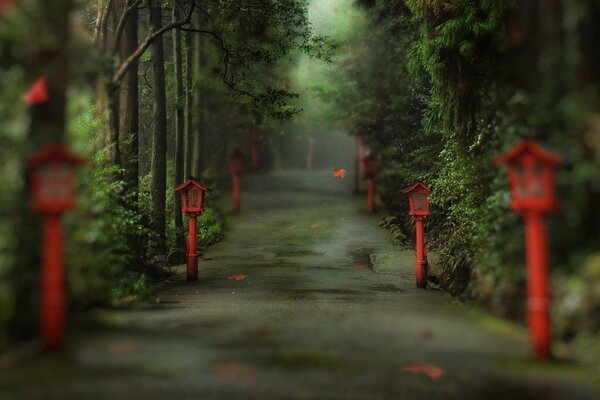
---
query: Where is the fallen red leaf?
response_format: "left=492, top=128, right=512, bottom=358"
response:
left=402, top=361, right=445, bottom=380
left=421, top=329, right=433, bottom=339
left=212, top=362, right=256, bottom=386
left=227, top=274, right=247, bottom=281
left=23, top=77, right=49, bottom=105
left=106, top=341, right=141, bottom=354
left=332, top=167, right=346, bottom=178
left=353, top=262, right=369, bottom=270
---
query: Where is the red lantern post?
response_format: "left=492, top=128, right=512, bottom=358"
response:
left=362, top=153, right=379, bottom=213
left=402, top=182, right=431, bottom=289
left=175, top=177, right=208, bottom=281
left=228, top=149, right=245, bottom=212
left=495, top=139, right=564, bottom=360
left=25, top=142, right=85, bottom=351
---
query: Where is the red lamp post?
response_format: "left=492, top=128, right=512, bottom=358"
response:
left=228, top=149, right=245, bottom=212
left=495, top=139, right=564, bottom=360
left=25, top=142, right=85, bottom=351
left=402, top=182, right=431, bottom=289
left=174, top=177, right=208, bottom=281
left=362, top=153, right=379, bottom=213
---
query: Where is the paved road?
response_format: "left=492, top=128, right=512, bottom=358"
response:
left=1, top=170, right=599, bottom=399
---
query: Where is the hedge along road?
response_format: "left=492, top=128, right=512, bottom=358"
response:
left=1, top=170, right=599, bottom=400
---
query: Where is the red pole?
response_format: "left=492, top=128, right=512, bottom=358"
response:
left=187, top=214, right=198, bottom=281
left=415, top=217, right=427, bottom=288
left=523, top=212, right=551, bottom=360
left=367, top=178, right=375, bottom=212
left=41, top=213, right=65, bottom=351
left=233, top=174, right=240, bottom=212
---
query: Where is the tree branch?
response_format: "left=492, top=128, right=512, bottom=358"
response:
left=111, top=0, right=142, bottom=56
left=112, top=1, right=196, bottom=82
left=177, top=26, right=258, bottom=102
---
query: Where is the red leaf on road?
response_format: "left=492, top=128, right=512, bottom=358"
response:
left=23, top=78, right=49, bottom=105
left=402, top=361, right=445, bottom=380
left=212, top=362, right=256, bottom=386
left=332, top=167, right=346, bottom=178
left=353, top=262, right=369, bottom=270
left=227, top=274, right=247, bottom=281
left=106, top=341, right=141, bottom=354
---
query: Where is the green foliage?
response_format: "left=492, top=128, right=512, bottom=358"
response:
left=196, top=208, right=226, bottom=248
left=344, top=0, right=600, bottom=330
left=68, top=93, right=154, bottom=308
left=192, top=0, right=336, bottom=118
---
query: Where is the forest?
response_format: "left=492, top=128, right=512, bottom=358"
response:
left=1, top=0, right=600, bottom=397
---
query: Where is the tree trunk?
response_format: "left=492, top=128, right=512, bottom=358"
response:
left=107, top=82, right=121, bottom=168
left=184, top=30, right=194, bottom=178
left=105, top=0, right=121, bottom=168
left=173, top=4, right=186, bottom=250
left=192, top=13, right=207, bottom=177
left=148, top=0, right=167, bottom=255
left=118, top=0, right=139, bottom=199
left=10, top=0, right=71, bottom=341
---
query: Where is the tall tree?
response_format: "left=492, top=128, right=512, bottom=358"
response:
left=148, top=0, right=167, bottom=255
left=172, top=2, right=186, bottom=250
left=116, top=0, right=140, bottom=199
left=184, top=29, right=194, bottom=178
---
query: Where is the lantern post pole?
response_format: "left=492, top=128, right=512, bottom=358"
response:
left=494, top=139, right=565, bottom=361
left=41, top=213, right=65, bottom=350
left=187, top=213, right=198, bottom=281
left=523, top=211, right=551, bottom=360
left=414, top=216, right=427, bottom=288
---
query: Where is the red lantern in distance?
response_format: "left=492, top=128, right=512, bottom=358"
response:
left=25, top=142, right=86, bottom=351
left=228, top=149, right=245, bottom=212
left=495, top=139, right=564, bottom=361
left=361, top=153, right=379, bottom=213
left=402, top=182, right=431, bottom=289
left=175, top=177, right=208, bottom=281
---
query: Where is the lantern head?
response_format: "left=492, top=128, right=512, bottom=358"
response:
left=362, top=153, right=379, bottom=179
left=228, top=149, right=245, bottom=176
left=494, top=140, right=564, bottom=213
left=25, top=142, right=86, bottom=214
left=174, top=177, right=209, bottom=215
left=402, top=182, right=431, bottom=217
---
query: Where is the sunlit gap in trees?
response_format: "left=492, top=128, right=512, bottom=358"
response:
left=277, top=0, right=360, bottom=171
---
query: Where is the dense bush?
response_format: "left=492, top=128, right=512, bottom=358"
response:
left=344, top=0, right=600, bottom=331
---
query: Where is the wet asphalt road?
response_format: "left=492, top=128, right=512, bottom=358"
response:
left=1, top=170, right=599, bottom=399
